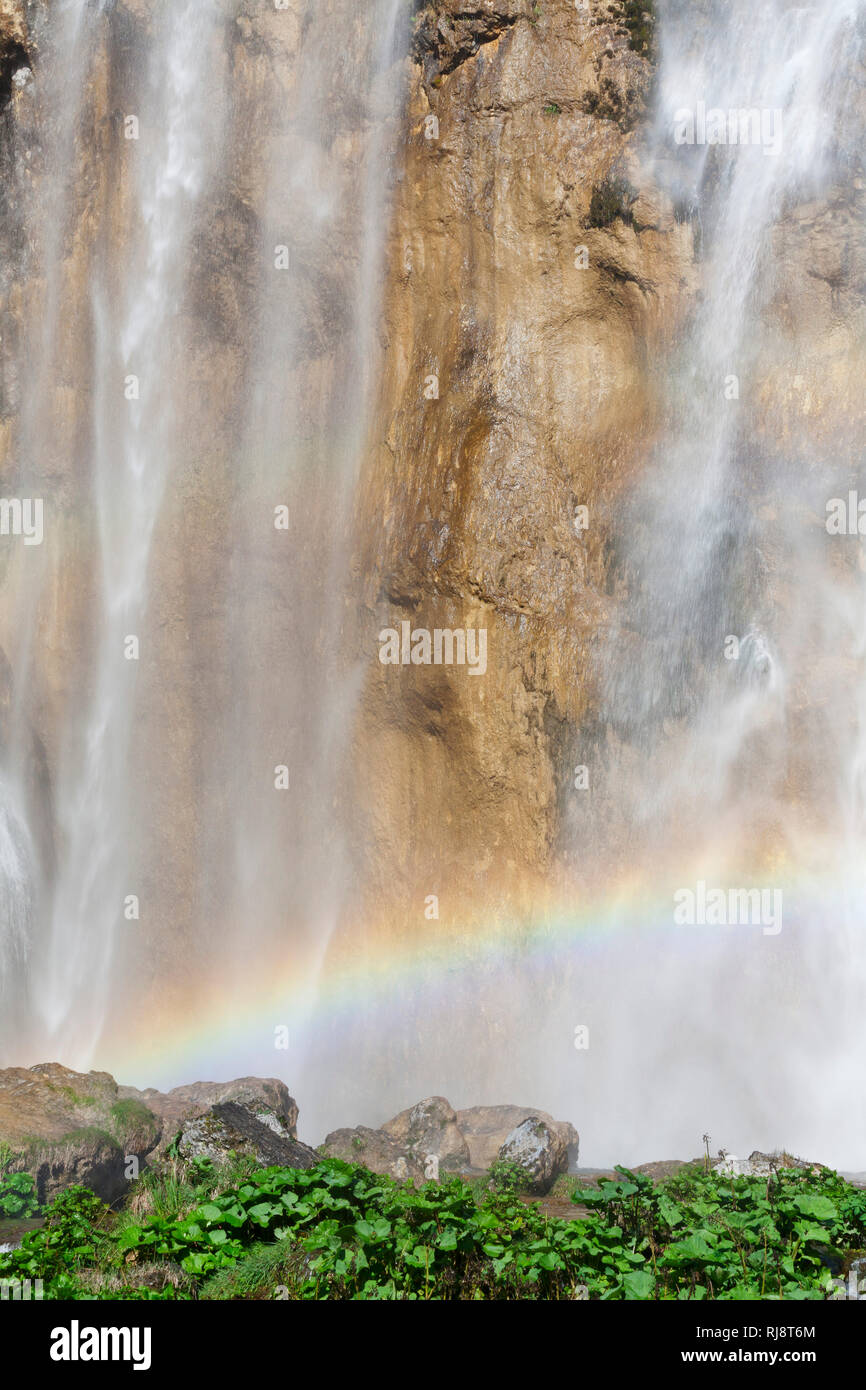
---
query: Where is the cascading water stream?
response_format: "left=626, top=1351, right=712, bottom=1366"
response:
left=36, top=1, right=224, bottom=1054
left=0, top=0, right=408, bottom=1073
left=0, top=0, right=103, bottom=1053
left=607, top=0, right=864, bottom=741
left=192, top=0, right=407, bottom=1066
left=574, top=0, right=866, bottom=1160
left=0, top=780, right=35, bottom=1002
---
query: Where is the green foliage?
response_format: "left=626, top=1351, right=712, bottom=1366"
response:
left=0, top=1171, right=39, bottom=1219
left=3, top=1159, right=864, bottom=1301
left=110, top=1099, right=157, bottom=1131
left=199, top=1238, right=305, bottom=1300
left=487, top=1159, right=532, bottom=1199
left=0, top=1186, right=108, bottom=1298
left=617, top=1, right=656, bottom=55
left=588, top=175, right=638, bottom=228
left=572, top=1163, right=866, bottom=1300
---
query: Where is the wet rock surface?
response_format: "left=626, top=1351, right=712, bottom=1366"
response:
left=411, top=0, right=526, bottom=84
left=351, top=0, right=683, bottom=949
left=174, top=1100, right=318, bottom=1170
left=118, top=1077, right=299, bottom=1152
left=323, top=1095, right=578, bottom=1185
left=381, top=1095, right=471, bottom=1170
left=457, top=1104, right=579, bottom=1170
left=321, top=1125, right=428, bottom=1181
left=497, top=1115, right=569, bottom=1194
left=0, top=1063, right=161, bottom=1204
left=0, top=1065, right=310, bottom=1201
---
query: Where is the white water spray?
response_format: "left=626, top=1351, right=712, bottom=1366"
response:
left=33, top=1, right=224, bottom=1053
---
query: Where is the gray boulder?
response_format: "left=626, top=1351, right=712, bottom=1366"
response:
left=457, top=1104, right=579, bottom=1170
left=497, top=1116, right=568, bottom=1194
left=175, top=1101, right=318, bottom=1170
left=119, top=1076, right=298, bottom=1153
left=381, top=1096, right=470, bottom=1171
left=321, top=1125, right=426, bottom=1181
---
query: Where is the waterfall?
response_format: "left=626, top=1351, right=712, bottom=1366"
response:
left=0, top=0, right=407, bottom=1066
left=200, top=0, right=407, bottom=1032
left=581, top=0, right=866, bottom=1161
left=0, top=0, right=105, bottom=1058
left=35, top=1, right=225, bottom=1054
left=0, top=780, right=34, bottom=1004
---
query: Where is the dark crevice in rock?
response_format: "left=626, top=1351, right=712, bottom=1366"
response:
left=587, top=174, right=638, bottom=229
left=0, top=39, right=30, bottom=111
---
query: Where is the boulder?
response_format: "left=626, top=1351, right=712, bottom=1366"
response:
left=381, top=1096, right=470, bottom=1171
left=497, top=1116, right=568, bottom=1195
left=457, top=1105, right=579, bottom=1170
left=118, top=1076, right=298, bottom=1150
left=174, top=1101, right=317, bottom=1169
left=0, top=1063, right=161, bottom=1205
left=321, top=1126, right=426, bottom=1181
left=321, top=1097, right=579, bottom=1183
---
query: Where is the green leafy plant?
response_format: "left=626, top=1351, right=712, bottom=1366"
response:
left=487, top=1159, right=532, bottom=1199
left=3, top=1156, right=864, bottom=1301
left=0, top=1186, right=108, bottom=1298
left=0, top=1171, right=39, bottom=1219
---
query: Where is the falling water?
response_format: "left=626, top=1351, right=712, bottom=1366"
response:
left=0, top=780, right=34, bottom=1002
left=0, top=0, right=104, bottom=1053
left=34, top=2, right=224, bottom=1054
left=200, top=0, right=407, bottom=1040
left=579, top=0, right=866, bottom=1162
left=0, top=1, right=408, bottom=1068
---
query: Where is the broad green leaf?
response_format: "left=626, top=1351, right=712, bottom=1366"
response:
left=793, top=1194, right=837, bottom=1222
left=622, top=1269, right=655, bottom=1300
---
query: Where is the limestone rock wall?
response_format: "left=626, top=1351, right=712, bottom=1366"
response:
left=348, top=0, right=698, bottom=933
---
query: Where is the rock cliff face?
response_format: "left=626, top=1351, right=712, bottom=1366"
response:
left=349, top=0, right=697, bottom=933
